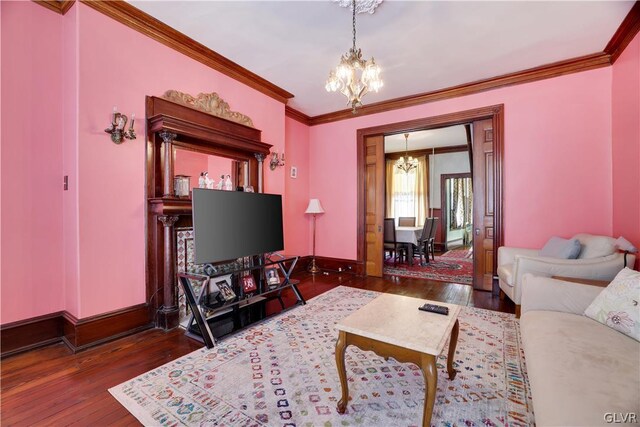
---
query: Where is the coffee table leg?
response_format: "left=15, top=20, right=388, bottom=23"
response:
left=447, top=319, right=460, bottom=380
left=421, top=354, right=438, bottom=427
left=335, top=331, right=349, bottom=414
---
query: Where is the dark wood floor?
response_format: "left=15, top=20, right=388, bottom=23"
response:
left=0, top=272, right=514, bottom=426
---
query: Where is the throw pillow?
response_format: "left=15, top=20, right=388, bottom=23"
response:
left=584, top=268, right=640, bottom=341
left=539, top=236, right=581, bottom=259
left=573, top=233, right=616, bottom=259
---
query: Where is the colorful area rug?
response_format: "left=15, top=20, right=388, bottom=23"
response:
left=384, top=256, right=473, bottom=285
left=109, top=286, right=533, bottom=426
left=442, top=247, right=473, bottom=259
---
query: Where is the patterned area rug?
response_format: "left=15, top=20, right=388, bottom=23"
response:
left=109, top=286, right=533, bottom=426
left=384, top=256, right=473, bottom=285
left=442, top=247, right=473, bottom=259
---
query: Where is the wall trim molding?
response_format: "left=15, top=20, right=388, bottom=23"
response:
left=605, top=2, right=640, bottom=64
left=78, top=0, right=293, bottom=104
left=1, top=304, right=153, bottom=358
left=33, top=0, right=75, bottom=15
left=285, top=106, right=312, bottom=126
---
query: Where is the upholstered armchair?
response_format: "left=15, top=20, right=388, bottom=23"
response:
left=497, top=234, right=636, bottom=317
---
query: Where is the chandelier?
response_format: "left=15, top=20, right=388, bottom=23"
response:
left=325, top=0, right=383, bottom=113
left=396, top=133, right=418, bottom=173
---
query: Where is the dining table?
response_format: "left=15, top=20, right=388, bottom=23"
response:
left=395, top=226, right=423, bottom=266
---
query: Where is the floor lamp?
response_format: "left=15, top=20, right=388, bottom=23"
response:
left=305, top=198, right=325, bottom=274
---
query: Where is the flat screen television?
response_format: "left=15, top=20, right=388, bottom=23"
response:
left=192, top=188, right=284, bottom=264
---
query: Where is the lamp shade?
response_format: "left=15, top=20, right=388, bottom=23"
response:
left=305, top=198, right=325, bottom=214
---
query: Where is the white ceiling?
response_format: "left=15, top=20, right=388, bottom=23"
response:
left=384, top=125, right=467, bottom=153
left=129, top=1, right=634, bottom=117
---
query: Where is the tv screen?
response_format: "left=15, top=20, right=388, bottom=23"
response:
left=192, top=189, right=284, bottom=264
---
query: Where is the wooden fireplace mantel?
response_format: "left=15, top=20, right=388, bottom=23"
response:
left=145, top=95, right=272, bottom=330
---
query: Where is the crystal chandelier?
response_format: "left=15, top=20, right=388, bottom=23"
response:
left=396, top=133, right=418, bottom=173
left=325, top=0, right=383, bottom=113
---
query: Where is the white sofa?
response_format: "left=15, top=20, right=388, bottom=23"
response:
left=520, top=274, right=640, bottom=426
left=497, top=234, right=634, bottom=316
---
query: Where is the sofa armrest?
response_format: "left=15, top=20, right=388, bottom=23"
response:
left=521, top=274, right=604, bottom=315
left=497, top=246, right=539, bottom=266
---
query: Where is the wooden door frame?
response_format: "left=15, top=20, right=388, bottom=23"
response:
left=440, top=172, right=472, bottom=251
left=356, top=105, right=504, bottom=292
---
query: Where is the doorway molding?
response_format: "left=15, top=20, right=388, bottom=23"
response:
left=356, top=105, right=504, bottom=291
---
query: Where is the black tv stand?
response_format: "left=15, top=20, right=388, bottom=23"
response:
left=178, top=254, right=303, bottom=348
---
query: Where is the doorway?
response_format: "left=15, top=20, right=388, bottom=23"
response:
left=357, top=105, right=504, bottom=292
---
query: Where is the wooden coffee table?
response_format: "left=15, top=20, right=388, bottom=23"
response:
left=335, top=294, right=461, bottom=427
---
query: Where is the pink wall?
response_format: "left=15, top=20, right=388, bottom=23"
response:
left=284, top=117, right=311, bottom=256
left=73, top=3, right=285, bottom=318
left=1, top=2, right=65, bottom=323
left=309, top=68, right=614, bottom=260
left=207, top=156, right=233, bottom=188
left=174, top=149, right=208, bottom=193
left=612, top=32, right=640, bottom=266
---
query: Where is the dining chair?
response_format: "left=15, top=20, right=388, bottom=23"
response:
left=383, top=218, right=406, bottom=265
left=398, top=216, right=416, bottom=227
left=415, top=217, right=435, bottom=265
left=426, top=217, right=439, bottom=261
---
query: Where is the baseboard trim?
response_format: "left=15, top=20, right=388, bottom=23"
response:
left=0, top=311, right=64, bottom=358
left=1, top=304, right=154, bottom=358
left=294, top=256, right=362, bottom=275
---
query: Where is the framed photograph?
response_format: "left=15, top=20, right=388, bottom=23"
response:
left=265, top=267, right=280, bottom=289
left=290, top=166, right=298, bottom=179
left=242, top=274, right=257, bottom=294
left=216, top=277, right=237, bottom=302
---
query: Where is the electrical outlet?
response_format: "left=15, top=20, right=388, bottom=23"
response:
left=63, top=175, right=68, bottom=191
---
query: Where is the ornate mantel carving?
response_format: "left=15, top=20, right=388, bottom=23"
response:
left=162, top=90, right=254, bottom=128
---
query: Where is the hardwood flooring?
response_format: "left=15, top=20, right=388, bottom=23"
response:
left=1, top=272, right=514, bottom=426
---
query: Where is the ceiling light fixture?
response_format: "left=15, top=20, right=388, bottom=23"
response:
left=325, top=0, right=383, bottom=113
left=396, top=133, right=418, bottom=173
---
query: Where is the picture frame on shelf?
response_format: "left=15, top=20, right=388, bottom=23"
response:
left=242, top=274, right=257, bottom=294
left=265, top=267, right=280, bottom=289
left=215, top=276, right=237, bottom=302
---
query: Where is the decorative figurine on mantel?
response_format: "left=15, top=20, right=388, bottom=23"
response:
left=224, top=175, right=233, bottom=191
left=216, top=175, right=224, bottom=190
left=205, top=172, right=214, bottom=189
left=198, top=172, right=206, bottom=189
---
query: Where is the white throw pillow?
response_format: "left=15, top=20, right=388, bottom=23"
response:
left=584, top=268, right=640, bottom=341
left=573, top=233, right=616, bottom=259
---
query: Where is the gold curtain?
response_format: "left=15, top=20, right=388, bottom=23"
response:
left=385, top=156, right=429, bottom=226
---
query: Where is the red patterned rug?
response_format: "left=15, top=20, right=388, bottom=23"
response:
left=442, top=247, right=473, bottom=259
left=384, top=256, right=473, bottom=285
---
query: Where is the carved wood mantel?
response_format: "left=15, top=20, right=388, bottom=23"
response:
left=145, top=95, right=272, bottom=330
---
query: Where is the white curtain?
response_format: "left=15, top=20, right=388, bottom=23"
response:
left=385, top=156, right=428, bottom=226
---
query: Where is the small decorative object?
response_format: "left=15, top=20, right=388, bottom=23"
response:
left=205, top=172, right=214, bottom=189
left=305, top=198, right=325, bottom=273
left=266, top=267, right=280, bottom=289
left=244, top=186, right=254, bottom=193
left=615, top=236, right=638, bottom=268
left=198, top=172, right=206, bottom=189
left=216, top=175, right=224, bottom=190
left=290, top=166, right=298, bottom=179
left=216, top=278, right=237, bottom=302
left=224, top=175, right=233, bottom=191
left=174, top=175, right=191, bottom=197
left=242, top=274, right=257, bottom=294
left=269, top=151, right=285, bottom=170
left=104, top=106, right=136, bottom=144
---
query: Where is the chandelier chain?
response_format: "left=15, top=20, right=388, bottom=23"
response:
left=352, top=0, right=357, bottom=51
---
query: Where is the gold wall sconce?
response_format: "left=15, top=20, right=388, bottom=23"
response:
left=269, top=151, right=285, bottom=170
left=105, top=106, right=136, bottom=144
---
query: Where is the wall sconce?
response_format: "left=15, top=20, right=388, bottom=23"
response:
left=269, top=151, right=285, bottom=170
left=105, top=106, right=136, bottom=144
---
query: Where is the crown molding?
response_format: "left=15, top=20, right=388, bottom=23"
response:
left=308, top=52, right=611, bottom=126
left=33, top=0, right=75, bottom=15
left=285, top=106, right=312, bottom=126
left=604, top=1, right=640, bottom=64
left=79, top=0, right=293, bottom=104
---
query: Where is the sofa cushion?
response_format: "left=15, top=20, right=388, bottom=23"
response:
left=539, top=236, right=581, bottom=259
left=573, top=233, right=616, bottom=259
left=585, top=268, right=640, bottom=341
left=497, top=263, right=514, bottom=286
left=521, top=311, right=640, bottom=426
